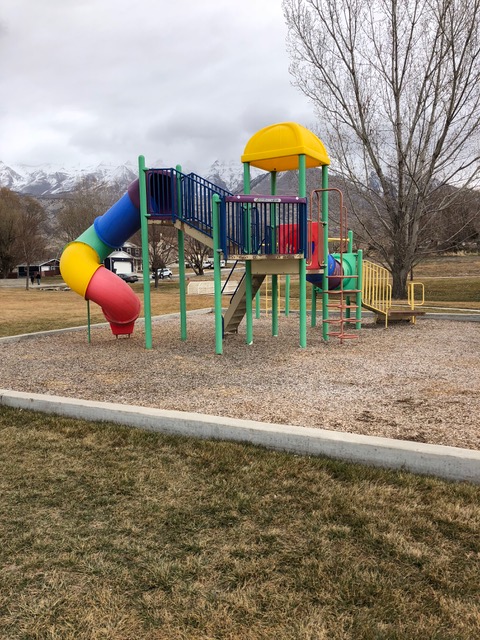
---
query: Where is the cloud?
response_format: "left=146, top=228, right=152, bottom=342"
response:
left=0, top=0, right=315, bottom=172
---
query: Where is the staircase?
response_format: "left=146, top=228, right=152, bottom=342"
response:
left=223, top=274, right=266, bottom=334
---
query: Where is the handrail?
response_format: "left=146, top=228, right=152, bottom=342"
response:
left=222, top=260, right=240, bottom=295
left=408, top=281, right=425, bottom=309
left=362, top=260, right=392, bottom=327
left=407, top=281, right=425, bottom=324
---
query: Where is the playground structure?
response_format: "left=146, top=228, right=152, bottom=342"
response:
left=60, top=122, right=421, bottom=353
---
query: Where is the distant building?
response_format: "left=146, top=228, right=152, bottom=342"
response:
left=16, top=259, right=60, bottom=278
left=104, top=250, right=135, bottom=276
left=117, top=241, right=142, bottom=272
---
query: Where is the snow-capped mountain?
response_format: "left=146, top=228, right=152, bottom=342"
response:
left=205, top=159, right=264, bottom=193
left=0, top=161, right=138, bottom=197
left=0, top=158, right=271, bottom=198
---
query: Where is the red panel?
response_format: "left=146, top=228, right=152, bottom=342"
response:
left=278, top=222, right=323, bottom=269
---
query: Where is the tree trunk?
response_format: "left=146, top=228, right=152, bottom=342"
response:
left=391, top=257, right=410, bottom=299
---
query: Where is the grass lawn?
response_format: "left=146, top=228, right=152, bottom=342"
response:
left=0, top=406, right=479, bottom=640
left=0, top=281, right=216, bottom=338
left=1, top=255, right=479, bottom=638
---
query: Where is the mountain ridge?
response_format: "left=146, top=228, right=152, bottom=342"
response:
left=0, top=159, right=263, bottom=197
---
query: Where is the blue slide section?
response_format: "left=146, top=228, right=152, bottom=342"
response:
left=94, top=181, right=142, bottom=248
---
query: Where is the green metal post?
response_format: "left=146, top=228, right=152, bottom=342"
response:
left=271, top=171, right=278, bottom=337
left=356, top=248, right=363, bottom=329
left=347, top=229, right=353, bottom=253
left=271, top=275, right=278, bottom=336
left=245, top=261, right=253, bottom=345
left=87, top=300, right=91, bottom=343
left=299, top=154, right=307, bottom=348
left=243, top=162, right=251, bottom=195
left=243, top=162, right=253, bottom=345
left=176, top=165, right=187, bottom=341
left=212, top=195, right=223, bottom=355
left=255, top=290, right=261, bottom=318
left=285, top=275, right=290, bottom=316
left=139, top=155, right=153, bottom=350
left=311, top=285, right=317, bottom=327
left=321, top=165, right=329, bottom=342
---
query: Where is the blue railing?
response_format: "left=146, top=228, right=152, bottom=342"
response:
left=180, top=172, right=232, bottom=241
left=221, top=195, right=308, bottom=258
left=146, top=169, right=231, bottom=253
left=144, top=170, right=308, bottom=259
left=145, top=169, right=177, bottom=220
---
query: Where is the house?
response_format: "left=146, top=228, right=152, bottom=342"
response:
left=104, top=250, right=136, bottom=276
left=119, top=241, right=142, bottom=272
left=16, top=259, right=60, bottom=278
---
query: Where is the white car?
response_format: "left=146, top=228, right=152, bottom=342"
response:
left=204, top=259, right=226, bottom=269
left=152, top=268, right=172, bottom=279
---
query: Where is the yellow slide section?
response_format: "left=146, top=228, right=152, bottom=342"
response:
left=60, top=242, right=102, bottom=298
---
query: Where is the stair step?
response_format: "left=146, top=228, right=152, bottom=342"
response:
left=388, top=309, right=425, bottom=317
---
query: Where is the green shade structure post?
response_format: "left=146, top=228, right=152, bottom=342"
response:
left=311, top=285, right=317, bottom=327
left=270, top=171, right=278, bottom=337
left=255, top=291, right=261, bottom=319
left=87, top=300, right=91, bottom=343
left=175, top=165, right=187, bottom=341
left=212, top=194, right=223, bottom=354
left=347, top=229, right=354, bottom=253
left=298, top=154, right=307, bottom=348
left=284, top=275, right=290, bottom=316
left=321, top=165, right=329, bottom=341
left=139, top=155, right=153, bottom=350
left=356, top=248, right=363, bottom=330
left=243, top=162, right=254, bottom=345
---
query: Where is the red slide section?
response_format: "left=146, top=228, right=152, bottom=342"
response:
left=86, top=267, right=141, bottom=336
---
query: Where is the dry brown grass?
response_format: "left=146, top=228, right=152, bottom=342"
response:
left=2, top=252, right=480, bottom=337
left=0, top=282, right=216, bottom=337
left=0, top=406, right=479, bottom=640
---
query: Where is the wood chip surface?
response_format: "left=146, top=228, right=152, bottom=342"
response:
left=1, top=314, right=479, bottom=451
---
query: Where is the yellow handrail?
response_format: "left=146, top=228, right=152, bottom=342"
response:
left=407, top=281, right=425, bottom=324
left=362, top=260, right=392, bottom=327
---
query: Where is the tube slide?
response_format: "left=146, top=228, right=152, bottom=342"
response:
left=60, top=180, right=142, bottom=336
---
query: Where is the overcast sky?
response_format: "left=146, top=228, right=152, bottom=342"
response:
left=0, top=0, right=316, bottom=174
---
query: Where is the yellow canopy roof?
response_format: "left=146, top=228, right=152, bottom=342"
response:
left=241, top=122, right=330, bottom=171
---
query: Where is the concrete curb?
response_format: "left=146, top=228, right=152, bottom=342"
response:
left=1, top=389, right=479, bottom=485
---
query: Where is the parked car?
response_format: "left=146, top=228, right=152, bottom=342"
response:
left=118, top=272, right=139, bottom=283
left=152, top=268, right=172, bottom=279
left=204, top=258, right=226, bottom=269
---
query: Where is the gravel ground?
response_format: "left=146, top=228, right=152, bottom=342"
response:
left=1, top=313, right=479, bottom=451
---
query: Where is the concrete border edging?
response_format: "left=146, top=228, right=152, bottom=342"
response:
left=1, top=389, right=479, bottom=484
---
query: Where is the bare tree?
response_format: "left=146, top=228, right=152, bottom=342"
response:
left=15, top=197, right=48, bottom=290
left=0, top=188, right=22, bottom=278
left=184, top=237, right=211, bottom=276
left=284, top=0, right=480, bottom=296
left=148, top=224, right=177, bottom=288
